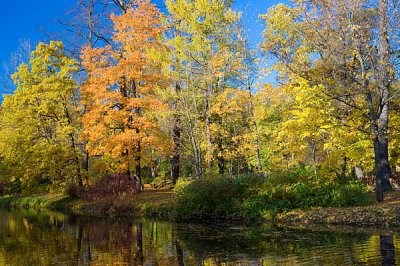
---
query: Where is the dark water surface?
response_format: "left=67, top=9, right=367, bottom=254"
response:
left=0, top=209, right=398, bottom=265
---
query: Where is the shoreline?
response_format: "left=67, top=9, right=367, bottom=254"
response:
left=1, top=191, right=400, bottom=230
left=275, top=192, right=400, bottom=228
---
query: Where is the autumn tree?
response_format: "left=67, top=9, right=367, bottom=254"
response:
left=261, top=0, right=400, bottom=201
left=0, top=41, right=82, bottom=190
left=81, top=0, right=170, bottom=191
left=165, top=0, right=243, bottom=177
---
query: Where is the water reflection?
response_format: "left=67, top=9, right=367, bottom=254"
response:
left=0, top=209, right=398, bottom=265
left=380, top=235, right=396, bottom=266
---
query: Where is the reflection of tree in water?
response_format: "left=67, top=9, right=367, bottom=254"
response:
left=380, top=235, right=396, bottom=266
left=0, top=209, right=399, bottom=265
left=173, top=223, right=384, bottom=265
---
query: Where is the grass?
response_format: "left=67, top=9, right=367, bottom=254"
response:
left=1, top=186, right=400, bottom=228
left=0, top=185, right=176, bottom=218
left=0, top=194, right=67, bottom=209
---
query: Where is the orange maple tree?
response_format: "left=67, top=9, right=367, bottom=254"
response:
left=80, top=0, right=170, bottom=191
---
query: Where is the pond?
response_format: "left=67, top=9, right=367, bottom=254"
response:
left=0, top=209, right=398, bottom=265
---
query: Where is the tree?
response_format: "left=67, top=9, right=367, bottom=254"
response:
left=261, top=0, right=399, bottom=201
left=0, top=41, right=82, bottom=190
left=81, top=0, right=170, bottom=191
left=165, top=0, right=243, bottom=177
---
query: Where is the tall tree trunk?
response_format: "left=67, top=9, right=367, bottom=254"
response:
left=134, top=138, right=142, bottom=192
left=217, top=132, right=224, bottom=174
left=64, top=105, right=83, bottom=187
left=82, top=144, right=89, bottom=185
left=247, top=83, right=263, bottom=172
left=130, top=79, right=142, bottom=192
left=216, top=112, right=224, bottom=174
left=376, top=0, right=393, bottom=202
left=171, top=83, right=181, bottom=184
left=205, top=88, right=212, bottom=169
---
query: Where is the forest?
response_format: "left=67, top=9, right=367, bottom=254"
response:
left=0, top=0, right=399, bottom=221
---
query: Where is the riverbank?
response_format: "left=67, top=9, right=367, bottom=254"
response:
left=2, top=189, right=400, bottom=228
left=0, top=187, right=176, bottom=219
left=276, top=192, right=400, bottom=227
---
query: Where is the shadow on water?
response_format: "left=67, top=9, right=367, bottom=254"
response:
left=0, top=208, right=398, bottom=265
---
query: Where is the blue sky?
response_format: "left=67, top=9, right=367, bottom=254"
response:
left=0, top=0, right=284, bottom=97
left=0, top=1, right=73, bottom=66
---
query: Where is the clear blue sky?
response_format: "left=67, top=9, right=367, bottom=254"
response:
left=0, top=0, right=285, bottom=97
left=0, top=1, right=74, bottom=66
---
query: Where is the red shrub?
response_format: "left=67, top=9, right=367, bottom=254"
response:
left=86, top=174, right=135, bottom=201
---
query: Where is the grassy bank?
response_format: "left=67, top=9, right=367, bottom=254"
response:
left=2, top=176, right=399, bottom=228
left=0, top=187, right=176, bottom=218
left=2, top=190, right=400, bottom=228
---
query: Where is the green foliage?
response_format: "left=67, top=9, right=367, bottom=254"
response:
left=173, top=169, right=373, bottom=221
left=174, top=175, right=260, bottom=221
left=242, top=178, right=373, bottom=219
left=0, top=195, right=53, bottom=209
left=65, top=184, right=85, bottom=199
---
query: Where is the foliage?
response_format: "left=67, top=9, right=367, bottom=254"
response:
left=1, top=0, right=399, bottom=219
left=65, top=184, right=85, bottom=199
left=0, top=41, right=82, bottom=191
left=242, top=178, right=373, bottom=219
left=85, top=174, right=135, bottom=201
left=174, top=175, right=260, bottom=221
left=173, top=170, right=373, bottom=221
left=81, top=0, right=171, bottom=180
left=260, top=0, right=400, bottom=198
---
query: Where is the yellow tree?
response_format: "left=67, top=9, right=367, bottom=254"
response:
left=165, top=0, right=242, bottom=176
left=0, top=41, right=82, bottom=191
left=81, top=0, right=170, bottom=191
left=261, top=0, right=399, bottom=201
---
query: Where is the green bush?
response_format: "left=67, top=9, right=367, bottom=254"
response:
left=174, top=175, right=253, bottom=221
left=242, top=179, right=373, bottom=218
left=173, top=172, right=373, bottom=221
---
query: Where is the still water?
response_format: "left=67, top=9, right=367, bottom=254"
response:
left=0, top=209, right=398, bottom=265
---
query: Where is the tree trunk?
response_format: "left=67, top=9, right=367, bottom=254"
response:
left=134, top=139, right=142, bottom=192
left=151, top=159, right=157, bottom=180
left=354, top=165, right=364, bottom=180
left=205, top=88, right=212, bottom=169
left=247, top=83, right=263, bottom=172
left=376, top=0, right=393, bottom=202
left=171, top=83, right=181, bottom=185
left=216, top=115, right=224, bottom=175
left=217, top=135, right=224, bottom=174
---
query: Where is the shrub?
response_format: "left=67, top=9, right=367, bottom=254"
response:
left=86, top=174, right=135, bottom=201
left=0, top=183, right=4, bottom=196
left=65, top=183, right=85, bottom=199
left=174, top=175, right=251, bottom=221
left=242, top=178, right=373, bottom=218
left=170, top=171, right=373, bottom=221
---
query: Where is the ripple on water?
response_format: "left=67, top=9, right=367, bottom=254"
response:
left=0, top=209, right=398, bottom=265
